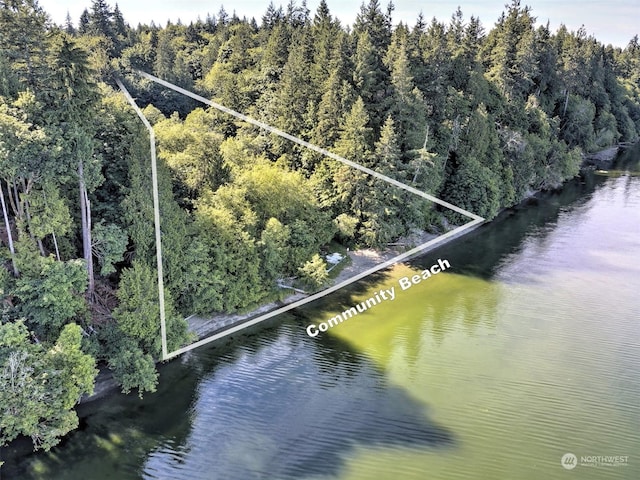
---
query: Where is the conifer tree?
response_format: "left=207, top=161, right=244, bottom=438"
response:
left=353, top=30, right=390, bottom=133
left=113, top=3, right=127, bottom=38
left=45, top=34, right=101, bottom=296
left=312, top=69, right=348, bottom=148
left=332, top=97, right=373, bottom=225
left=64, top=11, right=76, bottom=35
left=484, top=0, right=537, bottom=100
left=262, top=1, right=285, bottom=29
left=310, top=0, right=341, bottom=90
left=0, top=0, right=49, bottom=88
left=352, top=0, right=393, bottom=132
left=387, top=36, right=427, bottom=154
left=78, top=8, right=90, bottom=35
left=89, top=0, right=113, bottom=39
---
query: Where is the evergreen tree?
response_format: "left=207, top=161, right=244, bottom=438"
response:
left=45, top=33, right=101, bottom=297
left=354, top=0, right=392, bottom=53
left=312, top=68, right=350, bottom=148
left=417, top=18, right=453, bottom=151
left=531, top=23, right=560, bottom=113
left=363, top=115, right=406, bottom=244
left=113, top=260, right=189, bottom=357
left=352, top=0, right=393, bottom=132
left=263, top=28, right=313, bottom=162
left=262, top=1, right=285, bottom=29
left=484, top=0, right=538, bottom=100
left=258, top=22, right=290, bottom=85
left=0, top=0, right=49, bottom=88
left=89, top=0, right=113, bottom=39
left=440, top=105, right=503, bottom=221
left=386, top=35, right=427, bottom=154
left=310, top=0, right=342, bottom=92
left=64, top=11, right=76, bottom=35
left=286, top=0, right=310, bottom=28
left=113, top=3, right=127, bottom=38
left=332, top=97, right=373, bottom=228
left=78, top=8, right=90, bottom=35
left=353, top=30, right=390, bottom=132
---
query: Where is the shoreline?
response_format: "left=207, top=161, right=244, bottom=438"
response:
left=58, top=144, right=640, bottom=403
left=80, top=228, right=471, bottom=403
left=581, top=141, right=638, bottom=169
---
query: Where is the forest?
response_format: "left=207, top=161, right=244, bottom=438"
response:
left=1, top=0, right=639, bottom=453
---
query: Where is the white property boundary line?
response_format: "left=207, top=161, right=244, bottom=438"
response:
left=118, top=71, right=485, bottom=361
left=116, top=78, right=169, bottom=359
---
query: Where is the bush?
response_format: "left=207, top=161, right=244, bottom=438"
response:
left=298, top=254, right=329, bottom=289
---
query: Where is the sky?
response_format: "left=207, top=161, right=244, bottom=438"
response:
left=38, top=0, right=639, bottom=48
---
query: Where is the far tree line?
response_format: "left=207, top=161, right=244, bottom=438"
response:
left=0, top=0, right=639, bottom=452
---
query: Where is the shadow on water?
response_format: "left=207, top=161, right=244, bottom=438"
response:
left=9, top=147, right=638, bottom=479
left=3, top=317, right=455, bottom=480
left=152, top=321, right=455, bottom=480
left=614, top=143, right=640, bottom=171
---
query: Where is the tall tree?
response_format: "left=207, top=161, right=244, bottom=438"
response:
left=64, top=11, right=76, bottom=35
left=89, top=0, right=113, bottom=39
left=262, top=1, right=285, bottom=29
left=332, top=97, right=373, bottom=223
left=264, top=28, right=313, bottom=162
left=386, top=35, right=427, bottom=154
left=113, top=3, right=127, bottom=38
left=78, top=8, right=90, bottom=35
left=45, top=34, right=101, bottom=296
left=113, top=260, right=189, bottom=357
left=0, top=0, right=49, bottom=88
left=483, top=0, right=537, bottom=100
left=353, top=30, right=390, bottom=132
left=361, top=115, right=405, bottom=244
left=310, top=0, right=342, bottom=90
left=352, top=0, right=392, bottom=132
left=354, top=0, right=392, bottom=53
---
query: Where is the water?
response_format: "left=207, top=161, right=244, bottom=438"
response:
left=3, top=148, right=640, bottom=479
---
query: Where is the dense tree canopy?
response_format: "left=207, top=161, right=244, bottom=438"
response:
left=0, top=0, right=639, bottom=453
